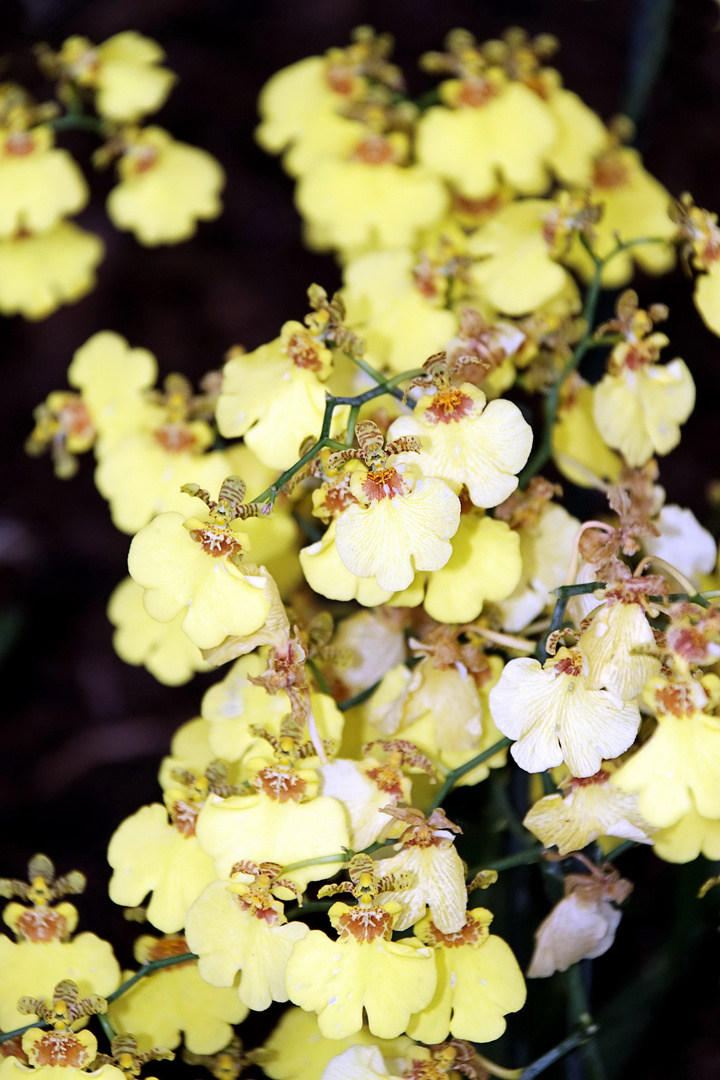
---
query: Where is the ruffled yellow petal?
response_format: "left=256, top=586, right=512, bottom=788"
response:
left=653, top=798, right=720, bottom=863
left=551, top=380, right=622, bottom=488
left=127, top=512, right=271, bottom=650
left=285, top=930, right=436, bottom=1040
left=67, top=330, right=158, bottom=447
left=416, top=84, right=556, bottom=198
left=408, top=910, right=526, bottom=1044
left=107, top=803, right=216, bottom=931
left=93, top=32, right=176, bottom=121
left=256, top=56, right=341, bottom=154
left=0, top=222, right=102, bottom=320
left=376, top=845, right=468, bottom=934
left=593, top=360, right=695, bottom=467
left=107, top=127, right=224, bottom=245
left=0, top=934, right=121, bottom=1030
left=195, top=793, right=349, bottom=891
left=109, top=577, right=211, bottom=685
left=388, top=385, right=532, bottom=508
left=0, top=127, right=88, bottom=236
left=108, top=960, right=246, bottom=1055
left=612, top=711, right=720, bottom=827
left=185, top=880, right=309, bottom=1011
left=300, top=521, right=394, bottom=605
left=468, top=199, right=571, bottom=314
left=580, top=601, right=660, bottom=701
left=334, top=474, right=460, bottom=593
left=488, top=654, right=641, bottom=776
left=694, top=263, right=720, bottom=336
left=262, top=1007, right=414, bottom=1080
left=545, top=88, right=608, bottom=186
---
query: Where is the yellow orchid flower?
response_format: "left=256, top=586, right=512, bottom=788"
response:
left=107, top=126, right=224, bottom=245
left=488, top=647, right=642, bottom=776
left=0, top=126, right=87, bottom=236
left=407, top=908, right=526, bottom=1044
left=387, top=383, right=532, bottom=509
left=108, top=934, right=246, bottom=1054
left=0, top=222, right=103, bottom=320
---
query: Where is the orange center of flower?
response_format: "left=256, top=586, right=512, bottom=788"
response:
left=254, top=766, right=307, bottom=802
left=127, top=144, right=158, bottom=175
left=29, top=1033, right=91, bottom=1069
left=593, top=155, right=630, bottom=190
left=337, top=905, right=393, bottom=942
left=353, top=135, right=394, bottom=165
left=170, top=798, right=200, bottom=836
left=453, top=191, right=503, bottom=221
left=325, top=64, right=355, bottom=95
left=190, top=524, right=243, bottom=558
left=154, top=423, right=198, bottom=452
left=15, top=907, right=68, bottom=942
left=365, top=762, right=403, bottom=797
left=653, top=681, right=698, bottom=718
left=361, top=466, right=408, bottom=501
left=422, top=915, right=488, bottom=948
left=5, top=132, right=35, bottom=157
left=143, top=934, right=194, bottom=962
left=425, top=387, right=474, bottom=424
left=285, top=330, right=325, bottom=372
left=320, top=471, right=359, bottom=518
left=234, top=889, right=282, bottom=924
left=457, top=76, right=497, bottom=108
left=553, top=653, right=584, bottom=677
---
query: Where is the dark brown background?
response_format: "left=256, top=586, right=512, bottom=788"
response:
left=1, top=0, right=720, bottom=1075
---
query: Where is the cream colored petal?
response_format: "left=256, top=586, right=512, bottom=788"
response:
left=527, top=894, right=621, bottom=977
left=580, top=602, right=660, bottom=701
left=334, top=479, right=460, bottom=592
left=377, top=846, right=467, bottom=934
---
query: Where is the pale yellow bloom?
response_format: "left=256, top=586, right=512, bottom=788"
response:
left=0, top=126, right=87, bottom=236
left=407, top=908, right=526, bottom=1044
left=0, top=222, right=102, bottom=320
left=416, top=81, right=557, bottom=198
left=579, top=599, right=660, bottom=701
left=300, top=520, right=394, bottom=606
left=488, top=649, right=641, bottom=776
left=108, top=577, right=211, bottom=686
left=467, top=199, right=573, bottom=314
left=263, top=1007, right=413, bottom=1080
left=58, top=32, right=176, bottom=121
left=107, top=126, right=224, bottom=245
left=387, top=384, right=532, bottom=508
left=653, top=797, right=720, bottom=863
left=524, top=767, right=654, bottom=856
left=127, top=511, right=272, bottom=651
left=285, top=902, right=436, bottom=1039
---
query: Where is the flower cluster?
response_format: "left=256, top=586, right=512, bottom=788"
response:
left=0, top=31, right=223, bottom=319
left=12, top=19, right=720, bottom=1080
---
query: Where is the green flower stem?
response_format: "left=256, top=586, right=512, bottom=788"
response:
left=518, top=235, right=669, bottom=488
left=97, top=1012, right=115, bottom=1042
left=520, top=1024, right=600, bottom=1079
left=105, top=953, right=198, bottom=1003
left=552, top=582, right=607, bottom=599
left=281, top=839, right=389, bottom=877
left=344, top=403, right=361, bottom=445
left=250, top=365, right=425, bottom=505
left=337, top=679, right=381, bottom=712
left=565, top=963, right=606, bottom=1080
left=46, top=112, right=105, bottom=135
left=306, top=657, right=331, bottom=696
left=427, top=737, right=513, bottom=813
left=0, top=954, right=199, bottom=1046
left=342, top=351, right=407, bottom=404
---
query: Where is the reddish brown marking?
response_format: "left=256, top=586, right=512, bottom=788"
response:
left=361, top=466, right=408, bottom=501
left=132, top=147, right=158, bottom=174
left=654, top=682, right=697, bottom=717
left=353, top=135, right=394, bottom=165
left=60, top=398, right=94, bottom=441
left=453, top=191, right=502, bottom=218
left=425, top=388, right=474, bottom=424
left=5, top=133, right=35, bottom=157
left=255, top=767, right=307, bottom=802
left=15, top=907, right=68, bottom=943
left=144, top=934, right=192, bottom=961
left=30, top=1033, right=90, bottom=1068
left=571, top=770, right=610, bottom=789
left=593, top=156, right=630, bottom=190
left=190, top=526, right=243, bottom=558
left=336, top=905, right=393, bottom=942
left=171, top=799, right=199, bottom=836
left=235, top=895, right=282, bottom=925
left=325, top=65, right=355, bottom=95
left=553, top=654, right=584, bottom=677
left=285, top=331, right=324, bottom=372
left=365, top=763, right=403, bottom=797
left=0, top=1036, right=27, bottom=1062
left=667, top=626, right=714, bottom=664
left=153, top=423, right=198, bottom=452
left=322, top=473, right=359, bottom=518
left=457, top=77, right=497, bottom=108
left=422, top=915, right=487, bottom=947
